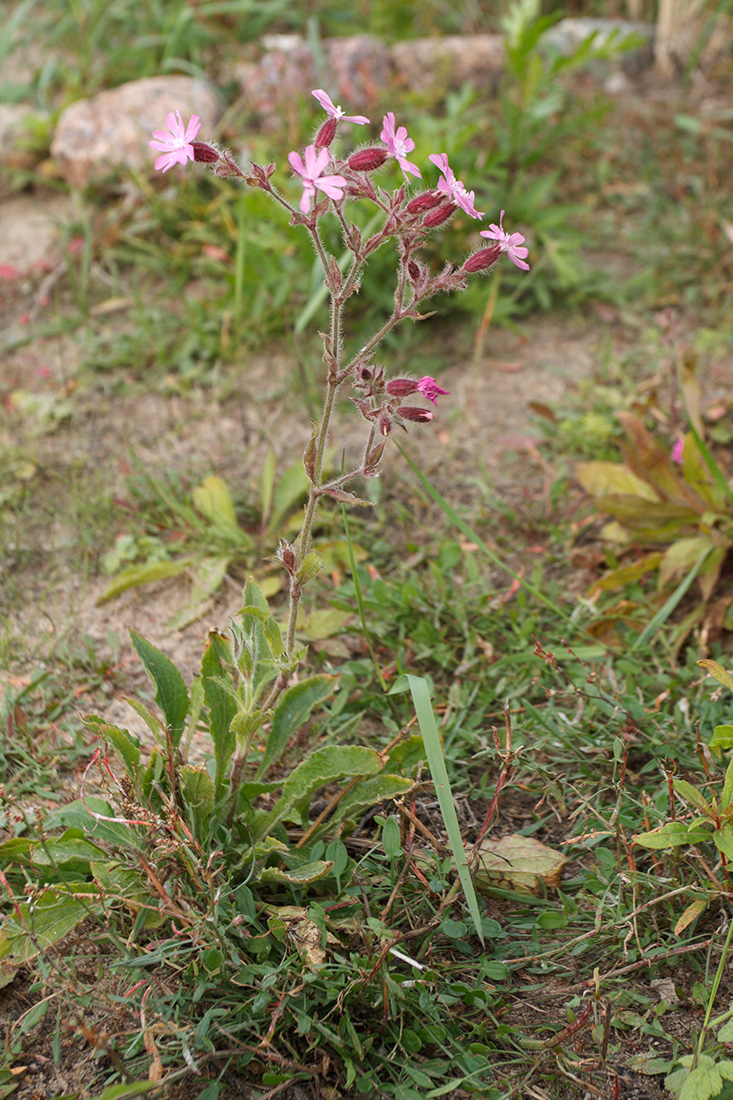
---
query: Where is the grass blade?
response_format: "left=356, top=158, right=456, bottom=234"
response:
left=405, top=675, right=485, bottom=946
left=631, top=546, right=712, bottom=650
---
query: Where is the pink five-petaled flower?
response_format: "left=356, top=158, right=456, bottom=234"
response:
left=429, top=153, right=483, bottom=220
left=480, top=211, right=530, bottom=271
left=380, top=113, right=421, bottom=180
left=416, top=376, right=449, bottom=406
left=288, top=145, right=347, bottom=215
left=149, top=110, right=201, bottom=173
left=311, top=89, right=370, bottom=125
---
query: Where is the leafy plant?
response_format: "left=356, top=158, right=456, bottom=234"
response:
left=0, top=577, right=413, bottom=983
left=578, top=412, right=733, bottom=636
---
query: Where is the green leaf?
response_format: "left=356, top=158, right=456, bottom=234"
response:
left=722, top=756, right=733, bottom=809
left=87, top=1081, right=159, bottom=1100
left=96, top=558, right=193, bottom=604
left=295, top=550, right=324, bottom=586
left=192, top=475, right=249, bottom=543
left=129, top=629, right=189, bottom=748
left=235, top=578, right=280, bottom=700
left=633, top=821, right=710, bottom=849
left=576, top=461, right=660, bottom=502
left=201, top=629, right=238, bottom=796
left=710, top=725, right=733, bottom=755
left=121, top=697, right=163, bottom=739
left=673, top=779, right=711, bottom=813
left=382, top=816, right=402, bottom=860
left=43, top=798, right=135, bottom=848
left=259, top=861, right=333, bottom=885
left=256, top=675, right=334, bottom=779
left=0, top=886, right=95, bottom=972
left=679, top=1061, right=722, bottom=1100
left=715, top=824, right=733, bottom=862
left=28, top=833, right=108, bottom=871
left=179, top=766, right=216, bottom=839
left=322, top=775, right=413, bottom=837
left=256, top=746, right=383, bottom=837
left=298, top=608, right=353, bottom=640
left=406, top=675, right=484, bottom=946
left=90, top=722, right=141, bottom=781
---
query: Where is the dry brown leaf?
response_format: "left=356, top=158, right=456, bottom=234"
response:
left=474, top=834, right=567, bottom=895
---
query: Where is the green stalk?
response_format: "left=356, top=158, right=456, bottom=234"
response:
left=693, top=913, right=733, bottom=1069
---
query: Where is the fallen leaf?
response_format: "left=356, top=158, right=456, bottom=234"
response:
left=474, top=834, right=567, bottom=895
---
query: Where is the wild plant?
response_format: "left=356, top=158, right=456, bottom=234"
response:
left=0, top=92, right=529, bottom=1090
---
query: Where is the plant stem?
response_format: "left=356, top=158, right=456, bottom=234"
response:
left=693, top=911, right=733, bottom=1069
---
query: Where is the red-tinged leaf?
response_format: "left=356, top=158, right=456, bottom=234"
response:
left=674, top=898, right=707, bottom=936
left=698, top=658, right=733, bottom=694
left=618, top=412, right=707, bottom=512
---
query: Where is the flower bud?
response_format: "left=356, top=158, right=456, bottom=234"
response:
left=407, top=260, right=421, bottom=282
left=463, top=245, right=502, bottom=273
left=406, top=191, right=445, bottom=214
left=379, top=410, right=392, bottom=436
left=315, top=117, right=338, bottom=149
left=386, top=378, right=418, bottom=397
left=397, top=406, right=435, bottom=423
left=275, top=538, right=296, bottom=575
left=422, top=202, right=455, bottom=228
left=348, top=148, right=389, bottom=172
left=192, top=142, right=219, bottom=164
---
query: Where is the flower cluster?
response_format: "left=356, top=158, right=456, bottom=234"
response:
left=148, top=90, right=530, bottom=458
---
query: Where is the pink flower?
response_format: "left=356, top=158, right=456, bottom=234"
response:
left=429, top=153, right=483, bottom=220
left=311, top=89, right=370, bottom=125
left=416, top=377, right=449, bottom=406
left=288, top=145, right=347, bottom=214
left=380, top=112, right=421, bottom=180
left=480, top=211, right=530, bottom=271
left=148, top=110, right=201, bottom=173
left=671, top=437, right=685, bottom=464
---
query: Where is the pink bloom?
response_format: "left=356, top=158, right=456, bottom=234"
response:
left=311, top=89, right=370, bottom=125
left=416, top=377, right=449, bottom=406
left=480, top=211, right=530, bottom=271
left=429, top=153, right=483, bottom=219
left=288, top=145, right=347, bottom=214
left=671, top=437, right=684, bottom=464
left=149, top=110, right=201, bottom=173
left=380, top=112, right=421, bottom=180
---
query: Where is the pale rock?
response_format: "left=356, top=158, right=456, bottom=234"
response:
left=51, top=76, right=222, bottom=188
left=389, top=35, right=505, bottom=95
left=237, top=35, right=390, bottom=121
